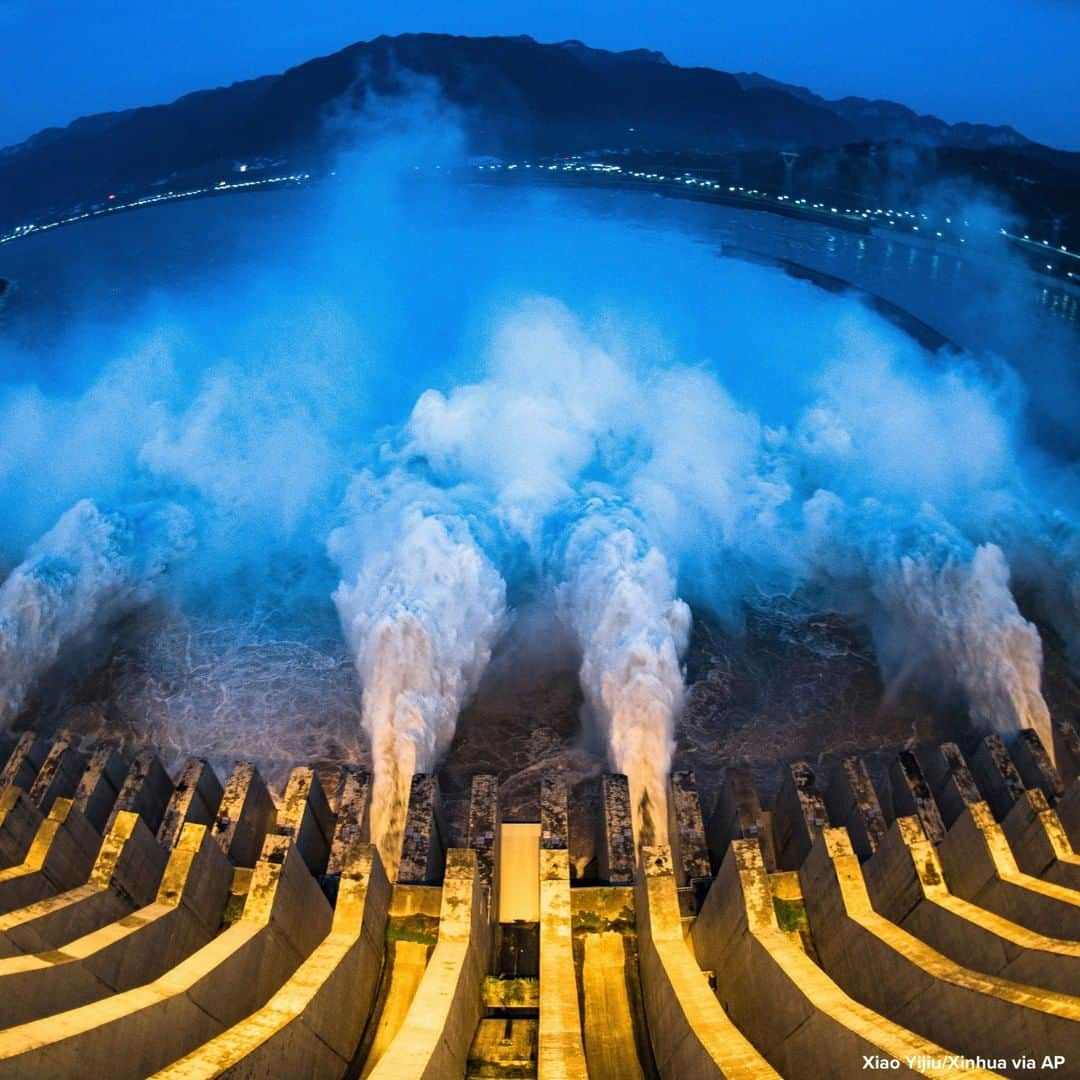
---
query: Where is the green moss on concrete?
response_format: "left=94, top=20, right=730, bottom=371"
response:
left=483, top=976, right=540, bottom=1009
left=386, top=912, right=439, bottom=946
left=773, top=895, right=809, bottom=933
left=572, top=903, right=636, bottom=937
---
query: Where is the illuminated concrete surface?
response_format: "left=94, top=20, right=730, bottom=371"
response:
left=0, top=729, right=1077, bottom=1077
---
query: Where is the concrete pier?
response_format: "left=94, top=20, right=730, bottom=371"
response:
left=538, top=789, right=588, bottom=1080
left=774, top=762, right=829, bottom=869
left=825, top=756, right=888, bottom=861
left=106, top=751, right=174, bottom=836
left=667, top=770, right=711, bottom=894
left=3, top=732, right=1079, bottom=1078
left=73, top=746, right=128, bottom=833
left=323, top=768, right=371, bottom=900
left=1000, top=789, right=1080, bottom=889
left=863, top=816, right=1080, bottom=997
left=634, top=843, right=778, bottom=1077
left=0, top=822, right=232, bottom=1026
left=0, top=799, right=101, bottom=914
left=800, top=827, right=1080, bottom=1063
left=157, top=758, right=223, bottom=851
left=937, top=800, right=1080, bottom=938
left=277, top=766, right=334, bottom=875
left=0, top=834, right=333, bottom=1078
left=540, top=774, right=568, bottom=851
left=368, top=849, right=490, bottom=1080
left=0, top=810, right=167, bottom=957
left=27, top=735, right=86, bottom=814
left=538, top=847, right=587, bottom=1077
left=0, top=733, right=47, bottom=794
left=356, top=777, right=456, bottom=1073
left=888, top=751, right=945, bottom=844
left=918, top=742, right=982, bottom=829
left=708, top=762, right=775, bottom=871
left=1054, top=722, right=1080, bottom=787
left=600, top=774, right=635, bottom=884
left=156, top=841, right=391, bottom=1078
left=213, top=762, right=277, bottom=867
left=692, top=838, right=994, bottom=1079
left=397, top=774, right=445, bottom=886
left=0, top=787, right=42, bottom=869
left=466, top=773, right=500, bottom=908
left=1009, top=729, right=1065, bottom=802
left=1060, top=779, right=1080, bottom=850
left=968, top=734, right=1028, bottom=821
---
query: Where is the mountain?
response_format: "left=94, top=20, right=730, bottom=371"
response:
left=551, top=39, right=672, bottom=67
left=0, top=33, right=854, bottom=230
left=733, top=72, right=1032, bottom=151
left=0, top=33, right=1076, bottom=238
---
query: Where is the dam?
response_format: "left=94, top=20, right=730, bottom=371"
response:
left=1, top=133, right=1079, bottom=1079
left=0, top=721, right=1077, bottom=1077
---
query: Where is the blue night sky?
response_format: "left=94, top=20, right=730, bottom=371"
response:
left=2, top=0, right=1078, bottom=151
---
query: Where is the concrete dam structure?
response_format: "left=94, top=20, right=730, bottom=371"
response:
left=0, top=723, right=1078, bottom=1078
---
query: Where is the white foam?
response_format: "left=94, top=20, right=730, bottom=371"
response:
left=557, top=504, right=690, bottom=846
left=0, top=499, right=193, bottom=729
left=332, top=506, right=505, bottom=873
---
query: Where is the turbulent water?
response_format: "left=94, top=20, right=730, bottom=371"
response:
left=0, top=500, right=193, bottom=728
left=0, top=108, right=1078, bottom=861
left=556, top=503, right=690, bottom=845
left=331, top=501, right=506, bottom=873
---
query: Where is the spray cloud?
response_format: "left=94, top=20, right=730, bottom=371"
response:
left=804, top=494, right=1055, bottom=755
left=557, top=501, right=691, bottom=844
left=329, top=473, right=506, bottom=872
left=877, top=542, right=1053, bottom=754
left=0, top=499, right=193, bottom=729
left=0, top=96, right=1076, bottom=819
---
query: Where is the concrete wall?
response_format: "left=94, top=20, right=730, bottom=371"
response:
left=0, top=835, right=332, bottom=1079
left=538, top=847, right=588, bottom=1078
left=0, top=822, right=232, bottom=1026
left=863, top=816, right=1080, bottom=998
left=937, top=801, right=1080, bottom=939
left=0, top=810, right=167, bottom=957
left=800, top=827, right=1080, bottom=1064
left=368, top=848, right=491, bottom=1080
left=634, top=843, right=778, bottom=1078
left=158, top=842, right=391, bottom=1078
left=692, top=839, right=984, bottom=1079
